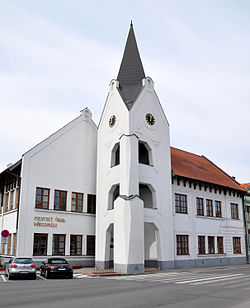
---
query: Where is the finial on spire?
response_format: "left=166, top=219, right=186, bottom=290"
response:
left=130, top=20, right=133, bottom=27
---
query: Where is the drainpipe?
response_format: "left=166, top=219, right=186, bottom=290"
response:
left=242, top=195, right=249, bottom=264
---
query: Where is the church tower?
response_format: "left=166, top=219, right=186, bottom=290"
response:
left=95, top=23, right=174, bottom=274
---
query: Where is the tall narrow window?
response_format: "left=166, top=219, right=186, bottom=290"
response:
left=139, top=184, right=155, bottom=208
left=231, top=203, right=239, bottom=220
left=54, top=190, right=67, bottom=211
left=71, top=192, right=83, bottom=212
left=111, top=143, right=120, bottom=167
left=70, top=235, right=82, bottom=256
left=233, top=237, right=241, bottom=254
left=139, top=142, right=149, bottom=165
left=206, top=199, right=213, bottom=217
left=196, top=198, right=204, bottom=216
left=53, top=234, right=66, bottom=255
left=87, top=194, right=96, bottom=214
left=15, top=187, right=19, bottom=209
left=35, top=187, right=50, bottom=209
left=87, top=235, right=95, bottom=256
left=176, top=235, right=189, bottom=255
left=9, top=191, right=14, bottom=211
left=175, top=194, right=187, bottom=214
left=4, top=192, right=9, bottom=212
left=198, top=236, right=205, bottom=254
left=208, top=236, right=215, bottom=254
left=109, top=185, right=119, bottom=210
left=217, top=237, right=224, bottom=254
left=215, top=201, right=222, bottom=218
left=33, top=233, right=48, bottom=256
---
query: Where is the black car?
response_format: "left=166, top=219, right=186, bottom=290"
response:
left=40, top=258, right=73, bottom=279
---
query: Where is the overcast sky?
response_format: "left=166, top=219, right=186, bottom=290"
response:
left=0, top=0, right=249, bottom=183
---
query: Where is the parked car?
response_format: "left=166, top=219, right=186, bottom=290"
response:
left=5, top=257, right=36, bottom=280
left=40, top=258, right=73, bottom=279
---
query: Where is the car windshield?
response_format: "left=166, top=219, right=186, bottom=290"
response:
left=49, top=259, right=68, bottom=264
left=14, top=258, right=33, bottom=264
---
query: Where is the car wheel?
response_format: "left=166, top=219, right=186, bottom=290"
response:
left=8, top=272, right=13, bottom=280
left=31, top=274, right=37, bottom=280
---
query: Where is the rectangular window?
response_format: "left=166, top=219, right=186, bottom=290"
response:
left=198, top=236, right=205, bottom=254
left=208, top=236, right=215, bottom=254
left=215, top=201, right=222, bottom=218
left=87, top=194, right=96, bottom=214
left=87, top=235, right=95, bottom=256
left=70, top=235, right=82, bottom=256
left=175, top=194, right=187, bottom=214
left=33, top=233, right=48, bottom=256
left=71, top=192, right=83, bottom=212
left=4, top=192, right=9, bottom=212
left=7, top=234, right=12, bottom=255
left=231, top=203, right=239, bottom=220
left=196, top=198, right=204, bottom=216
left=206, top=199, right=213, bottom=217
left=233, top=237, right=241, bottom=254
left=9, top=191, right=14, bottom=211
left=15, top=187, right=19, bottom=209
left=35, top=187, right=50, bottom=209
left=176, top=235, right=189, bottom=255
left=53, top=234, right=66, bottom=255
left=54, top=190, right=67, bottom=211
left=217, top=237, right=224, bottom=254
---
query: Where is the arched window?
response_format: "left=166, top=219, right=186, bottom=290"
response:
left=110, top=143, right=120, bottom=167
left=108, top=184, right=120, bottom=210
left=138, top=141, right=152, bottom=166
left=139, top=183, right=156, bottom=208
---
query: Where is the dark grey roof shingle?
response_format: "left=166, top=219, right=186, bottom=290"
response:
left=117, top=23, right=145, bottom=110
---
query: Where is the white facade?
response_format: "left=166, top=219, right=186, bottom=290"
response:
left=0, top=24, right=247, bottom=272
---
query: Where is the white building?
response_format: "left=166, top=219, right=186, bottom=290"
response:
left=0, top=24, right=246, bottom=273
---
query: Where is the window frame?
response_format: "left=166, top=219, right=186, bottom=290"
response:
left=233, top=237, right=241, bottom=254
left=87, top=194, right=96, bottom=214
left=71, top=192, right=83, bottom=213
left=35, top=187, right=50, bottom=209
left=196, top=198, right=204, bottom=216
left=33, top=233, right=48, bottom=256
left=87, top=235, right=95, bottom=256
left=70, top=235, right=82, bottom=256
left=208, top=236, right=215, bottom=254
left=215, top=201, right=222, bottom=218
left=231, top=203, right=239, bottom=220
left=176, top=235, right=189, bottom=256
left=206, top=199, right=213, bottom=217
left=175, top=194, right=188, bottom=214
left=217, top=236, right=224, bottom=254
left=198, top=235, right=206, bottom=255
left=52, top=234, right=66, bottom=256
left=54, top=190, right=67, bottom=211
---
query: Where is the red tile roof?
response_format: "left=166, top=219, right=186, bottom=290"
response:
left=171, top=147, right=245, bottom=192
left=241, top=183, right=250, bottom=191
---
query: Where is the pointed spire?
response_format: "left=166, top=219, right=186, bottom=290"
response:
left=117, top=23, right=145, bottom=110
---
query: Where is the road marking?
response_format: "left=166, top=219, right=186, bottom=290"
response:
left=1, top=275, right=7, bottom=282
left=175, top=273, right=243, bottom=284
left=74, top=274, right=88, bottom=279
left=37, top=274, right=46, bottom=281
left=191, top=275, right=245, bottom=285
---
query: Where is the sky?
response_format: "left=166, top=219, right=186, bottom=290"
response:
left=0, top=0, right=249, bottom=183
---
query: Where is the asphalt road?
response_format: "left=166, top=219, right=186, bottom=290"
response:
left=1, top=265, right=250, bottom=308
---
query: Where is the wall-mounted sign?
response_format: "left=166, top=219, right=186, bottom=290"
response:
left=33, top=216, right=65, bottom=228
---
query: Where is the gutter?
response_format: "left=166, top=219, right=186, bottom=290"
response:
left=242, top=194, right=249, bottom=264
